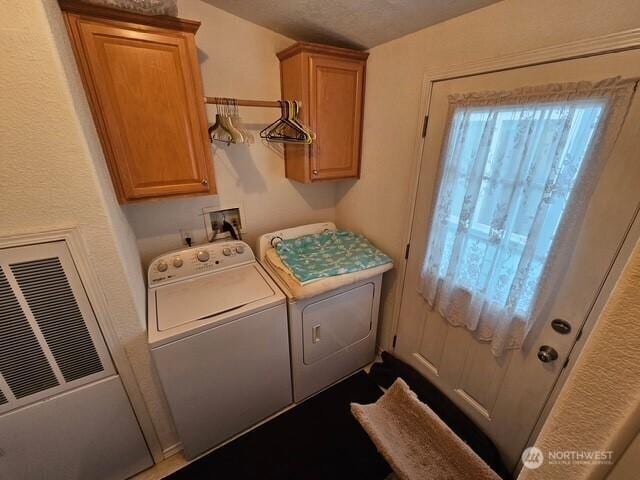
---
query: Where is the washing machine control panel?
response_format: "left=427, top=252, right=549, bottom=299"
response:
left=148, top=241, right=254, bottom=287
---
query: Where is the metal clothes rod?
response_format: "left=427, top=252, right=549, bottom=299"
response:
left=204, top=96, right=281, bottom=108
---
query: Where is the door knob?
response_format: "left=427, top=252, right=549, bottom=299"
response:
left=537, top=345, right=559, bottom=363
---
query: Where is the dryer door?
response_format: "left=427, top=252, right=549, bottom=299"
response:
left=302, top=282, right=374, bottom=365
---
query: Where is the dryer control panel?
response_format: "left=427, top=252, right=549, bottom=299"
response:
left=148, top=241, right=254, bottom=287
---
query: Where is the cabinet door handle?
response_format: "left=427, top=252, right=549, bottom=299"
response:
left=312, top=169, right=319, bottom=176
left=201, top=178, right=208, bottom=185
left=312, top=325, right=320, bottom=344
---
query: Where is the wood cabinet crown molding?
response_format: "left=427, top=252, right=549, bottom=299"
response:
left=59, top=0, right=216, bottom=202
left=277, top=41, right=369, bottom=61
left=278, top=42, right=367, bottom=183
left=58, top=0, right=200, bottom=33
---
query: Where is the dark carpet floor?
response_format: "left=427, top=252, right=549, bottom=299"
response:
left=165, top=353, right=511, bottom=480
left=165, top=370, right=392, bottom=480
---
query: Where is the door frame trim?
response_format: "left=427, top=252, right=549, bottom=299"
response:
left=389, top=24, right=640, bottom=462
left=0, top=227, right=164, bottom=463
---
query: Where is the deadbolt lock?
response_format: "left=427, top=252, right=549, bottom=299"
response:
left=551, top=318, right=572, bottom=334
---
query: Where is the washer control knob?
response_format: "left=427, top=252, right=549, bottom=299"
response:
left=172, top=257, right=183, bottom=268
left=235, top=245, right=245, bottom=254
left=196, top=250, right=210, bottom=262
left=157, top=261, right=168, bottom=272
left=222, top=247, right=232, bottom=256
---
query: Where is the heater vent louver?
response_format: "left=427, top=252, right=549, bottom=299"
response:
left=11, top=258, right=103, bottom=382
left=0, top=269, right=59, bottom=399
left=0, top=241, right=113, bottom=413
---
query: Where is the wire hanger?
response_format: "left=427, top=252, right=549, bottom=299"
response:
left=260, top=100, right=314, bottom=144
left=287, top=101, right=314, bottom=142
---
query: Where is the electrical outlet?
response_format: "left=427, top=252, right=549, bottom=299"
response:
left=180, top=230, right=193, bottom=246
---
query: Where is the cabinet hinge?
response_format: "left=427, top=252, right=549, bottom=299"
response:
left=404, top=243, right=410, bottom=259
left=421, top=115, right=429, bottom=138
left=392, top=335, right=398, bottom=349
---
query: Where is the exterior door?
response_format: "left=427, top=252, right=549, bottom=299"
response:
left=395, top=49, right=640, bottom=470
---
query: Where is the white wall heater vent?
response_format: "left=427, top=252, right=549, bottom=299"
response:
left=0, top=241, right=114, bottom=414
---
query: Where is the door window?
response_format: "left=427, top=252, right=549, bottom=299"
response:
left=418, top=79, right=636, bottom=355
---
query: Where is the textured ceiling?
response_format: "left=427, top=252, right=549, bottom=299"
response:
left=203, top=0, right=502, bottom=50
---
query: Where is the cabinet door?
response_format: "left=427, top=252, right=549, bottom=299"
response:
left=309, top=55, right=365, bottom=180
left=68, top=16, right=215, bottom=201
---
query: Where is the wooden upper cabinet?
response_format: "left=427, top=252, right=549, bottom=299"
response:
left=60, top=1, right=215, bottom=202
left=278, top=43, right=368, bottom=183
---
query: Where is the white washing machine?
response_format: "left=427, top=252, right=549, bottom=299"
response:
left=257, top=223, right=393, bottom=402
left=147, top=241, right=292, bottom=459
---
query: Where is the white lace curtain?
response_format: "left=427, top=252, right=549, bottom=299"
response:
left=418, top=77, right=637, bottom=356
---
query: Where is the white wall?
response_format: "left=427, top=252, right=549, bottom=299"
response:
left=335, top=0, right=640, bottom=350
left=1, top=0, right=177, bottom=453
left=125, top=1, right=338, bottom=265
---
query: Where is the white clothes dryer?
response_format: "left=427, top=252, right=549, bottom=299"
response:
left=257, top=223, right=392, bottom=402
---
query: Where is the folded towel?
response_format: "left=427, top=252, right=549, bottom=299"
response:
left=275, top=230, right=392, bottom=283
left=265, top=247, right=392, bottom=300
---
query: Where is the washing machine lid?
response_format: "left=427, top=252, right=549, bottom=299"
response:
left=154, top=263, right=276, bottom=331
